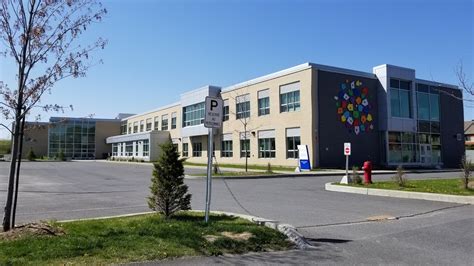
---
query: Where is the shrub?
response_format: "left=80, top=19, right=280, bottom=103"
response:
left=352, top=166, right=362, bottom=184
left=147, top=139, right=191, bottom=218
left=27, top=148, right=36, bottom=161
left=460, top=156, right=471, bottom=190
left=392, top=165, right=407, bottom=187
left=57, top=149, right=65, bottom=161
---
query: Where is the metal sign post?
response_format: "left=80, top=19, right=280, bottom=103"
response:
left=204, top=96, right=223, bottom=223
left=344, top=142, right=351, bottom=182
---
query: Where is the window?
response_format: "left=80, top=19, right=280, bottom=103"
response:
left=135, top=141, right=139, bottom=156
left=236, top=94, right=250, bottom=119
left=258, top=130, right=276, bottom=158
left=192, top=142, right=202, bottom=157
left=120, top=122, right=127, bottom=135
left=173, top=144, right=179, bottom=152
left=128, top=123, right=132, bottom=134
left=112, top=143, right=118, bottom=156
left=125, top=142, right=133, bottom=156
left=171, top=112, right=177, bottom=129
left=259, top=138, right=275, bottom=158
left=143, top=140, right=149, bottom=157
left=258, top=89, right=270, bottom=116
left=388, top=132, right=418, bottom=163
left=182, top=143, right=189, bottom=157
left=133, top=122, right=138, bottom=133
left=240, top=139, right=250, bottom=158
left=154, top=116, right=159, bottom=130
left=139, top=120, right=144, bottom=132
left=286, top=128, right=301, bottom=159
left=161, top=115, right=168, bottom=130
left=390, top=78, right=411, bottom=118
left=280, top=82, right=300, bottom=113
left=221, top=134, right=233, bottom=157
left=223, top=99, right=229, bottom=121
left=416, top=84, right=440, bottom=122
left=146, top=118, right=152, bottom=131
left=183, top=102, right=205, bottom=127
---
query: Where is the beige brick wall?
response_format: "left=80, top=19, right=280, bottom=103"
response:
left=95, top=121, right=121, bottom=159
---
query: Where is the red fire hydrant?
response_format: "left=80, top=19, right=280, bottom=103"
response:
left=362, top=161, right=372, bottom=184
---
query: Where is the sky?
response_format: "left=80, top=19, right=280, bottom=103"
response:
left=0, top=0, right=472, bottom=138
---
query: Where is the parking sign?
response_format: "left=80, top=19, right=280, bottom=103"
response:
left=204, top=96, right=223, bottom=128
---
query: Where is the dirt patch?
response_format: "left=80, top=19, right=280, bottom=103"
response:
left=468, top=181, right=474, bottom=189
left=0, top=222, right=65, bottom=241
left=221, top=231, right=253, bottom=241
left=204, top=235, right=220, bottom=243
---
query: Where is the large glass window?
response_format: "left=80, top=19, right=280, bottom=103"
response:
left=388, top=132, right=416, bottom=163
left=280, top=90, right=300, bottom=113
left=146, top=118, right=152, bottom=131
left=133, top=122, right=138, bottom=133
left=222, top=100, right=229, bottom=121
left=236, top=101, right=250, bottom=119
left=258, top=138, right=275, bottom=158
left=171, top=113, right=177, bottom=129
left=286, top=136, right=300, bottom=159
left=125, top=142, right=133, bottom=156
left=258, top=97, right=270, bottom=116
left=143, top=140, right=149, bottom=157
left=112, top=143, right=118, bottom=156
left=120, top=122, right=127, bottom=135
left=221, top=140, right=233, bottom=157
left=161, top=115, right=169, bottom=131
left=183, top=102, right=205, bottom=127
left=192, top=142, right=202, bottom=157
left=48, top=119, right=96, bottom=159
left=390, top=78, right=411, bottom=118
left=182, top=143, right=189, bottom=157
left=417, top=85, right=440, bottom=122
left=154, top=117, right=159, bottom=130
left=240, top=139, right=250, bottom=158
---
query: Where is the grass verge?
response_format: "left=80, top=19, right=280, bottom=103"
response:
left=183, top=162, right=296, bottom=172
left=0, top=212, right=291, bottom=265
left=189, top=171, right=275, bottom=177
left=342, top=178, right=474, bottom=196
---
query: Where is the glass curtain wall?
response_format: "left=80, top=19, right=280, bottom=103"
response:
left=48, top=119, right=96, bottom=159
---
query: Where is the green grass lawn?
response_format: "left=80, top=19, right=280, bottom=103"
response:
left=0, top=212, right=291, bottom=265
left=343, top=178, right=474, bottom=196
left=189, top=171, right=275, bottom=177
left=183, top=162, right=296, bottom=172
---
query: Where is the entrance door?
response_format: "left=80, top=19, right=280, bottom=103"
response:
left=420, top=144, right=432, bottom=164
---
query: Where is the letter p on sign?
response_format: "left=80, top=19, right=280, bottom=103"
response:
left=204, top=96, right=223, bottom=128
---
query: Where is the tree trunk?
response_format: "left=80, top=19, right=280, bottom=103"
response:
left=244, top=124, right=248, bottom=172
left=2, top=118, right=21, bottom=231
left=11, top=116, right=26, bottom=228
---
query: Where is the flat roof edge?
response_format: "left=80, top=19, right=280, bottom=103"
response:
left=221, top=63, right=312, bottom=93
left=415, top=78, right=459, bottom=90
left=312, top=63, right=377, bottom=79
left=123, top=102, right=181, bottom=121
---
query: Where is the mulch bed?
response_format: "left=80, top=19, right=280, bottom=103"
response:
left=0, top=222, right=65, bottom=241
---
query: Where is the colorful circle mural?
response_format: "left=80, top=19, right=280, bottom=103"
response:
left=334, top=80, right=374, bottom=135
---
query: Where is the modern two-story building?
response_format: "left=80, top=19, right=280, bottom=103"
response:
left=104, top=62, right=464, bottom=168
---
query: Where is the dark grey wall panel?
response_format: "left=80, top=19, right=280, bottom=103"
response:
left=317, top=70, right=381, bottom=168
left=440, top=88, right=464, bottom=167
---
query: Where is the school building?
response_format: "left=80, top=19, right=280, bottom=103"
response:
left=24, top=62, right=465, bottom=168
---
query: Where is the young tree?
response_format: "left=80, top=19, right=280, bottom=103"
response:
left=0, top=0, right=107, bottom=231
left=147, top=140, right=192, bottom=218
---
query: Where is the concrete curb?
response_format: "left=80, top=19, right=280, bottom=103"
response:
left=58, top=210, right=312, bottom=250
left=185, top=169, right=461, bottom=180
left=325, top=182, right=474, bottom=204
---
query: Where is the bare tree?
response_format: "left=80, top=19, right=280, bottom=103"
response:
left=0, top=0, right=107, bottom=231
left=456, top=61, right=474, bottom=101
left=227, top=90, right=262, bottom=172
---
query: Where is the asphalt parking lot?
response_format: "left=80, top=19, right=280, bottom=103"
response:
left=1, top=161, right=473, bottom=265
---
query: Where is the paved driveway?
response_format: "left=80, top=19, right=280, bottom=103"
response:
left=1, top=161, right=473, bottom=265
